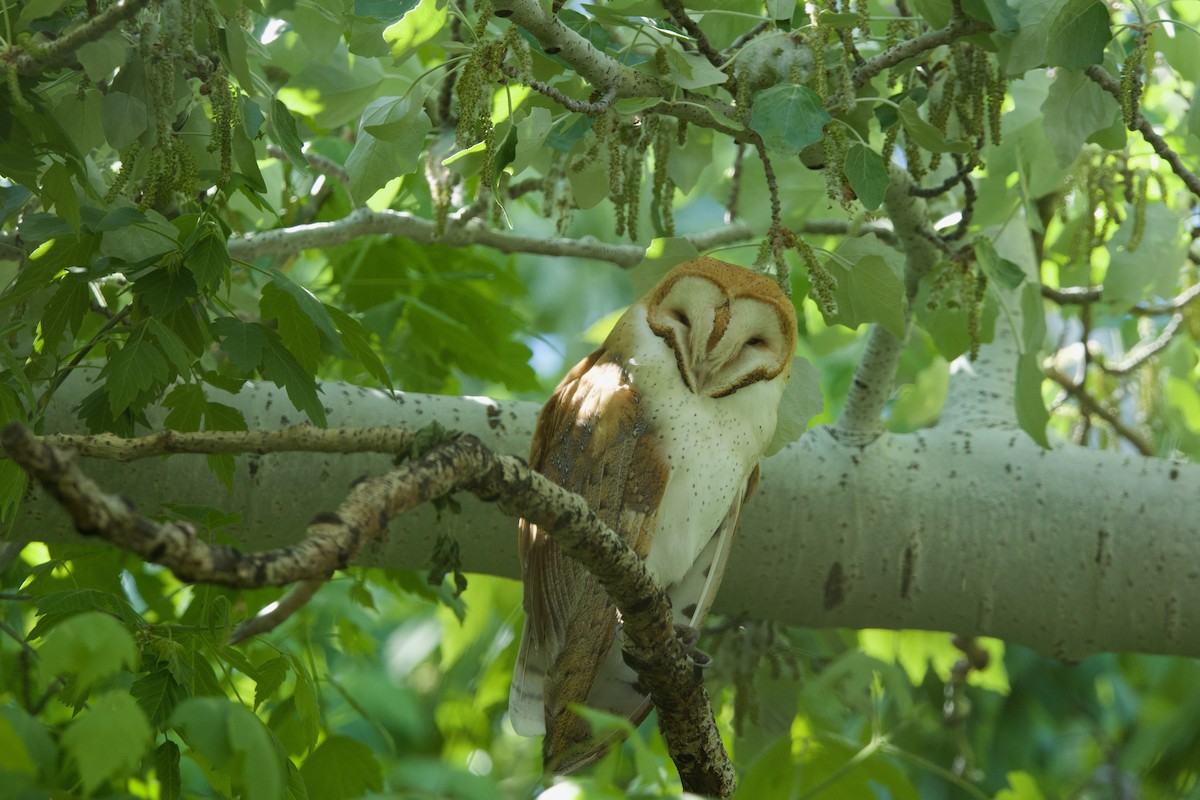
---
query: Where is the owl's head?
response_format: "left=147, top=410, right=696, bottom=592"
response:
left=644, top=257, right=797, bottom=398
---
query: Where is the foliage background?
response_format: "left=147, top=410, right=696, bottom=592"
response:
left=2, top=0, right=1200, bottom=797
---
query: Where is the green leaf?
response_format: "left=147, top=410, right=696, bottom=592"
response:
left=134, top=265, right=198, bottom=316
left=38, top=612, right=139, bottom=693
left=327, top=305, right=394, bottom=391
left=1102, top=205, right=1187, bottom=305
left=765, top=357, right=823, bottom=456
left=996, top=772, right=1048, bottom=800
left=255, top=657, right=290, bottom=710
left=898, top=97, right=972, bottom=153
left=299, top=736, right=384, bottom=799
left=61, top=691, right=153, bottom=793
left=28, top=589, right=140, bottom=640
left=102, top=325, right=171, bottom=415
left=566, top=138, right=610, bottom=209
left=974, top=239, right=1026, bottom=290
left=270, top=97, right=308, bottom=170
left=842, top=144, right=889, bottom=210
left=1046, top=0, right=1112, bottom=68
left=16, top=0, right=72, bottom=27
left=269, top=269, right=342, bottom=345
left=661, top=47, right=729, bottom=89
left=163, top=383, right=206, bottom=431
left=100, top=210, right=180, bottom=263
left=1003, top=0, right=1061, bottom=74
left=131, top=661, right=190, bottom=731
left=346, top=96, right=433, bottom=202
left=1020, top=281, right=1046, bottom=357
left=509, top=107, right=553, bottom=176
left=1, top=234, right=95, bottom=309
left=0, top=715, right=36, bottom=775
left=749, top=85, right=831, bottom=155
left=155, top=741, right=183, bottom=800
left=769, top=0, right=797, bottom=19
left=290, top=655, right=321, bottom=751
left=146, top=318, right=196, bottom=378
left=261, top=283, right=323, bottom=373
left=171, top=698, right=232, bottom=762
left=1040, top=69, right=1120, bottom=167
left=212, top=316, right=270, bottom=372
left=261, top=330, right=327, bottom=426
left=186, top=223, right=231, bottom=292
left=76, top=31, right=128, bottom=83
left=53, top=89, right=106, bottom=153
left=205, top=400, right=249, bottom=432
left=1015, top=351, right=1050, bottom=448
left=100, top=91, right=149, bottom=151
left=227, top=705, right=286, bottom=800
left=39, top=161, right=80, bottom=230
left=39, top=277, right=89, bottom=353
left=822, top=235, right=907, bottom=336
left=384, top=0, right=447, bottom=59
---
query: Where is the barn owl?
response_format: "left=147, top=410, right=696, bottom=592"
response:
left=508, top=257, right=798, bottom=772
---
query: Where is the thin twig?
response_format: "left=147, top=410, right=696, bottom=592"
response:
left=265, top=146, right=352, bottom=195
left=725, top=20, right=771, bottom=54
left=227, top=206, right=754, bottom=268
left=1044, top=368, right=1155, bottom=456
left=661, top=0, right=727, bottom=72
left=852, top=17, right=991, bottom=89
left=14, top=0, right=154, bottom=74
left=1086, top=65, right=1200, bottom=199
left=1041, top=281, right=1200, bottom=315
left=1098, top=313, right=1183, bottom=376
left=498, top=62, right=617, bottom=115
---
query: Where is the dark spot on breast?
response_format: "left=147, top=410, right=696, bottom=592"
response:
left=823, top=562, right=845, bottom=610
left=682, top=603, right=697, bottom=618
left=1170, top=468, right=1179, bottom=480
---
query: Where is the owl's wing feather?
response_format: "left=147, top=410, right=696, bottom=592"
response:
left=510, top=345, right=669, bottom=769
left=613, top=465, right=761, bottom=733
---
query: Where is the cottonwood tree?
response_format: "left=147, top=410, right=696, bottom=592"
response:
left=2, top=0, right=1199, bottom=796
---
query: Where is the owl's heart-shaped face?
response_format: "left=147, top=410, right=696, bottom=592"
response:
left=644, top=260, right=796, bottom=398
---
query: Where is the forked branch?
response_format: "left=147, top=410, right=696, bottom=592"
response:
left=1, top=422, right=736, bottom=797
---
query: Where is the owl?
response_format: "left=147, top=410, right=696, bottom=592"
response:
left=508, top=257, right=798, bottom=772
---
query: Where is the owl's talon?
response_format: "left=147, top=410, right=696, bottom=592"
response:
left=673, top=623, right=712, bottom=667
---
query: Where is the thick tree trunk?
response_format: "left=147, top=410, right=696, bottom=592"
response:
left=7, top=371, right=1199, bottom=661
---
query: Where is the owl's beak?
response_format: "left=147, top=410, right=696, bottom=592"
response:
left=687, top=302, right=731, bottom=392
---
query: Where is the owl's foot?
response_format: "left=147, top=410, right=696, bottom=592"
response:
left=674, top=623, right=712, bottom=668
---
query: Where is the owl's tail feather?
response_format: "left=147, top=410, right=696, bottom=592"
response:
left=509, top=621, right=547, bottom=736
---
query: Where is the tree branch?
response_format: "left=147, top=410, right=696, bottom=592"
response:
left=835, top=169, right=936, bottom=441
left=2, top=421, right=735, bottom=796
left=851, top=16, right=991, bottom=89
left=1044, top=368, right=1155, bottom=456
left=226, top=206, right=754, bottom=267
left=494, top=0, right=745, bottom=139
left=1043, top=281, right=1200, bottom=316
left=13, top=0, right=155, bottom=75
left=1085, top=65, right=1200, bottom=200
left=1099, top=313, right=1183, bottom=375
left=11, top=375, right=1200, bottom=661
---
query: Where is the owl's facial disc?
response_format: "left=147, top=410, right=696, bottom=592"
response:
left=647, top=276, right=789, bottom=398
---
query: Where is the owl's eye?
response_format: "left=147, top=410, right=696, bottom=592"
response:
left=672, top=310, right=690, bottom=327
left=746, top=336, right=765, bottom=348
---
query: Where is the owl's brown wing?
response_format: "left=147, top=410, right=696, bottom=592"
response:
left=509, top=345, right=668, bottom=771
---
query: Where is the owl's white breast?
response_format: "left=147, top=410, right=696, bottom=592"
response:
left=622, top=304, right=785, bottom=589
